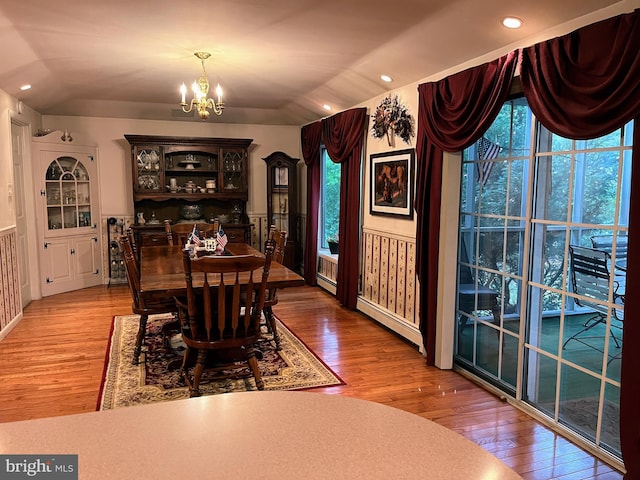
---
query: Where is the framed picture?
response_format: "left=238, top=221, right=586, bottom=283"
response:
left=370, top=148, right=415, bottom=219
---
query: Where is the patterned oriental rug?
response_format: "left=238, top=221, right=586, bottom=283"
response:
left=98, top=314, right=344, bottom=410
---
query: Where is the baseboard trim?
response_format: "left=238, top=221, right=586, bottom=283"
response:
left=317, top=276, right=336, bottom=295
left=0, top=311, right=23, bottom=342
left=357, top=297, right=424, bottom=353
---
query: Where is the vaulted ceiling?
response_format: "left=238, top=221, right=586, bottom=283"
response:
left=0, top=0, right=631, bottom=125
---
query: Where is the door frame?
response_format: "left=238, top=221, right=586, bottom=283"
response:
left=10, top=119, right=41, bottom=302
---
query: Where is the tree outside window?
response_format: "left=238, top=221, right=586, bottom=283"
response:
left=320, top=148, right=340, bottom=249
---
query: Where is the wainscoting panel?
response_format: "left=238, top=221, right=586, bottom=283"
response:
left=361, top=228, right=419, bottom=341
left=0, top=228, right=21, bottom=332
left=318, top=254, right=338, bottom=283
left=248, top=214, right=268, bottom=250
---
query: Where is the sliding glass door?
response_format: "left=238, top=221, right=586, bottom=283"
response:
left=455, top=96, right=631, bottom=459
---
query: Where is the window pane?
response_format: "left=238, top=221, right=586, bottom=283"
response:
left=479, top=160, right=507, bottom=216
left=548, top=132, right=572, bottom=152
left=456, top=98, right=630, bottom=462
left=532, top=154, right=571, bottom=222
left=580, top=152, right=620, bottom=225
left=507, top=159, right=526, bottom=217
left=558, top=365, right=601, bottom=438
left=523, top=351, right=558, bottom=412
left=585, top=128, right=623, bottom=149
left=320, top=149, right=340, bottom=248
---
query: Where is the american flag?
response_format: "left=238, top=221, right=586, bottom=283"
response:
left=475, top=137, right=501, bottom=186
left=216, top=227, right=228, bottom=250
left=189, top=225, right=203, bottom=246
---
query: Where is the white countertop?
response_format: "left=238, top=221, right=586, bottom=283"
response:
left=0, top=391, right=520, bottom=479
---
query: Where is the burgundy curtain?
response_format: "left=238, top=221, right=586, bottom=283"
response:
left=520, top=9, right=640, bottom=476
left=415, top=52, right=518, bottom=365
left=301, top=121, right=323, bottom=285
left=322, top=107, right=368, bottom=308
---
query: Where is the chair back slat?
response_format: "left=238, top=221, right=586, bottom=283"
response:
left=181, top=248, right=274, bottom=345
left=230, top=273, right=242, bottom=336
left=202, top=274, right=213, bottom=341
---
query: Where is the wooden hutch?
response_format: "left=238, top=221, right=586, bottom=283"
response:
left=125, top=134, right=253, bottom=246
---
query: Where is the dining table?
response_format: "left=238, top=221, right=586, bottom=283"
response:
left=0, top=391, right=522, bottom=479
left=139, top=243, right=305, bottom=296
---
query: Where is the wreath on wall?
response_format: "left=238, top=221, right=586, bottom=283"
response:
left=371, top=95, right=415, bottom=146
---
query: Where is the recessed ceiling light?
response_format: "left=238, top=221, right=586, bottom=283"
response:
left=502, top=16, right=523, bottom=29
left=20, top=84, right=32, bottom=91
left=322, top=104, right=332, bottom=111
left=380, top=74, right=393, bottom=83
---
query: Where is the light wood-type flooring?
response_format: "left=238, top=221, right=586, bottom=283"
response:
left=0, top=284, right=624, bottom=479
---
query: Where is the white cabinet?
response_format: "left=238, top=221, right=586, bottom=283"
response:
left=41, top=236, right=101, bottom=296
left=32, top=131, right=103, bottom=296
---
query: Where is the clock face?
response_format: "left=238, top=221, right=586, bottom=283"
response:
left=275, top=167, right=288, bottom=187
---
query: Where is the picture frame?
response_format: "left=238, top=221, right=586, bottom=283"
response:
left=370, top=148, right=415, bottom=219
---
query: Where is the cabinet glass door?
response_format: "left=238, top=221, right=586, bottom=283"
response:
left=135, top=147, right=162, bottom=192
left=271, top=166, right=290, bottom=233
left=45, top=156, right=92, bottom=231
left=221, top=149, right=245, bottom=193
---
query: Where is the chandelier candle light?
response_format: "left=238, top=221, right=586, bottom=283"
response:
left=180, top=52, right=224, bottom=120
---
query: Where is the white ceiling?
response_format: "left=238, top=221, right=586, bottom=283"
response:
left=0, top=0, right=633, bottom=125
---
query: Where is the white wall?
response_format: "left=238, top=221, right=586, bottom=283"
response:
left=0, top=91, right=41, bottom=230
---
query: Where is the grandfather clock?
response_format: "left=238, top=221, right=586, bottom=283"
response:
left=263, top=151, right=299, bottom=271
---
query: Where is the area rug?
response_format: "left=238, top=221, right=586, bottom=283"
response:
left=98, top=313, right=344, bottom=410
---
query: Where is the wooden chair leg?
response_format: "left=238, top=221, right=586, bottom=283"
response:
left=178, top=346, right=192, bottom=387
left=246, top=347, right=264, bottom=390
left=132, top=314, right=148, bottom=365
left=264, top=307, right=281, bottom=350
left=190, top=349, right=207, bottom=397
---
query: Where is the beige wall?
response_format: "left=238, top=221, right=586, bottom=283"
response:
left=40, top=116, right=301, bottom=220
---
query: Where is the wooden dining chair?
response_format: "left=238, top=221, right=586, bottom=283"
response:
left=164, top=220, right=218, bottom=246
left=176, top=239, right=276, bottom=396
left=262, top=225, right=288, bottom=350
left=120, top=234, right=179, bottom=365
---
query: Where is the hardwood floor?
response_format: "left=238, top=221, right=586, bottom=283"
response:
left=0, top=284, right=624, bottom=479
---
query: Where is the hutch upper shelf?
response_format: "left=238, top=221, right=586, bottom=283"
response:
left=125, top=134, right=252, bottom=203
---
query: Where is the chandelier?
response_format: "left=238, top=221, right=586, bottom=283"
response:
left=180, top=52, right=224, bottom=120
